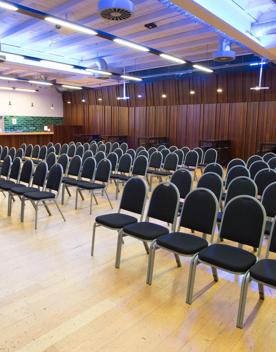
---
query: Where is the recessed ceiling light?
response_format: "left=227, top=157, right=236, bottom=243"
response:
left=45, top=17, right=97, bottom=36
left=159, top=53, right=186, bottom=64
left=193, top=64, right=213, bottom=73
left=114, top=38, right=149, bottom=52
left=15, top=88, right=37, bottom=93
left=217, top=88, right=223, bottom=93
left=98, top=98, right=102, bottom=101
left=86, top=68, right=112, bottom=76
left=62, top=85, right=82, bottom=90
left=81, top=98, right=86, bottom=103
left=121, top=75, right=142, bottom=82
left=161, top=94, right=167, bottom=98
left=29, top=80, right=53, bottom=86
left=0, top=1, right=18, bottom=11
left=137, top=94, right=142, bottom=98
left=67, top=101, right=71, bottom=104
left=190, top=90, right=195, bottom=95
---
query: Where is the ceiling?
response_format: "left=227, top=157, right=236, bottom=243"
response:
left=0, top=0, right=275, bottom=88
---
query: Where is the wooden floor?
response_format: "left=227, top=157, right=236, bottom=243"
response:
left=0, top=182, right=275, bottom=352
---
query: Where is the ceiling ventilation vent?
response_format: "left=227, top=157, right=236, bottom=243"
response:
left=98, top=0, right=134, bottom=21
left=213, top=39, right=236, bottom=62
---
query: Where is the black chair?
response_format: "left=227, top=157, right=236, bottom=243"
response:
left=105, top=141, right=112, bottom=155
left=183, top=150, right=199, bottom=178
left=76, top=142, right=82, bottom=148
left=113, top=148, right=123, bottom=161
left=169, top=146, right=178, bottom=152
left=60, top=143, right=69, bottom=155
left=181, top=146, right=190, bottom=158
left=261, top=182, right=276, bottom=236
left=126, top=149, right=136, bottom=161
left=120, top=142, right=128, bottom=154
left=249, top=160, right=268, bottom=179
left=20, top=143, right=27, bottom=153
left=263, top=152, right=276, bottom=163
left=204, top=163, right=224, bottom=178
left=148, top=147, right=157, bottom=157
left=33, top=145, right=47, bottom=164
left=68, top=144, right=76, bottom=158
left=47, top=146, right=55, bottom=155
left=225, top=165, right=250, bottom=189
left=107, top=152, right=118, bottom=172
left=54, top=143, right=61, bottom=155
left=83, top=142, right=90, bottom=152
left=15, top=148, right=24, bottom=159
left=136, top=146, right=146, bottom=155
left=111, top=154, right=132, bottom=199
left=8, top=147, right=16, bottom=161
left=0, top=146, right=9, bottom=161
left=171, top=169, right=193, bottom=201
left=47, top=142, right=54, bottom=149
left=227, top=158, right=246, bottom=173
left=91, top=177, right=148, bottom=256
left=186, top=196, right=266, bottom=329
left=0, top=157, right=22, bottom=196
left=147, top=151, right=163, bottom=190
left=116, top=156, right=148, bottom=185
left=11, top=161, right=48, bottom=222
left=115, top=182, right=180, bottom=270
left=0, top=146, right=2, bottom=160
left=95, top=151, right=105, bottom=165
left=76, top=159, right=112, bottom=214
left=57, top=154, right=69, bottom=174
left=137, top=150, right=149, bottom=159
left=98, top=144, right=106, bottom=153
left=174, top=149, right=184, bottom=167
left=76, top=145, right=84, bottom=158
left=0, top=156, right=12, bottom=182
left=254, top=168, right=276, bottom=196
left=247, top=155, right=262, bottom=169
left=147, top=188, right=218, bottom=285
left=8, top=160, right=33, bottom=215
left=46, top=152, right=57, bottom=170
left=197, top=172, right=223, bottom=203
left=268, top=157, right=276, bottom=170
left=160, top=148, right=170, bottom=163
left=193, top=147, right=204, bottom=164
left=25, top=144, right=33, bottom=158
left=90, top=143, right=98, bottom=155
left=61, top=155, right=82, bottom=204
left=148, top=153, right=178, bottom=185
left=238, top=219, right=276, bottom=328
left=200, top=148, right=218, bottom=167
left=157, top=145, right=166, bottom=151
left=82, top=150, right=93, bottom=165
left=22, top=164, right=65, bottom=229
left=111, top=142, right=119, bottom=152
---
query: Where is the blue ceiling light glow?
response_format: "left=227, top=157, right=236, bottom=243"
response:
left=249, top=62, right=268, bottom=66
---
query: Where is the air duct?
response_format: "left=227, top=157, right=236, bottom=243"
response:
left=98, top=0, right=134, bottom=21
left=251, top=21, right=276, bottom=37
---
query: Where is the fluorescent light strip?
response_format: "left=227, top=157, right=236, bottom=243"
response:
left=121, top=75, right=142, bottom=82
left=160, top=53, right=186, bottom=64
left=193, top=64, right=213, bottom=73
left=28, top=80, right=53, bottom=86
left=250, top=86, right=270, bottom=90
left=45, top=17, right=97, bottom=36
left=86, top=68, right=112, bottom=76
left=0, top=86, right=13, bottom=91
left=62, top=85, right=82, bottom=90
left=40, top=60, right=74, bottom=71
left=0, top=1, right=18, bottom=11
left=114, top=38, right=149, bottom=52
left=0, top=76, right=18, bottom=81
left=15, top=88, right=36, bottom=93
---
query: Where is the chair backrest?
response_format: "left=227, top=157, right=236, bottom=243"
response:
left=147, top=147, right=156, bottom=156
left=107, top=152, right=118, bottom=171
left=80, top=157, right=96, bottom=180
left=32, top=161, right=48, bottom=188
left=117, top=154, right=132, bottom=173
left=204, top=163, right=224, bottom=178
left=174, top=149, right=184, bottom=166
left=45, top=164, right=63, bottom=192
left=137, top=150, right=149, bottom=159
left=25, top=144, right=33, bottom=157
left=157, top=145, right=166, bottom=151
left=147, top=182, right=179, bottom=227
left=181, top=146, right=190, bottom=157
left=247, top=154, right=262, bottom=169
left=249, top=160, right=268, bottom=179
left=126, top=149, right=136, bottom=161
left=226, top=165, right=250, bottom=188
left=105, top=141, right=112, bottom=154
left=76, top=142, right=82, bottom=148
left=15, top=148, right=24, bottom=159
left=193, top=147, right=204, bottom=163
left=268, top=157, right=276, bottom=170
left=57, top=154, right=69, bottom=173
left=225, top=176, right=257, bottom=206
left=76, top=145, right=84, bottom=158
left=1, top=156, right=12, bottom=177
left=254, top=168, right=276, bottom=196
left=32, top=145, right=40, bottom=159
left=161, top=148, right=170, bottom=161
left=180, top=188, right=218, bottom=239
left=95, top=159, right=112, bottom=183
left=95, top=151, right=105, bottom=165
left=9, top=147, right=16, bottom=161
left=60, top=143, right=69, bottom=155
left=169, top=146, right=178, bottom=152
left=184, top=150, right=198, bottom=168
left=38, top=145, right=47, bottom=160
left=20, top=143, right=26, bottom=152
left=67, top=155, right=82, bottom=177
left=163, top=153, right=178, bottom=171
left=46, top=152, right=57, bottom=170
left=90, top=143, right=98, bottom=155
left=47, top=142, right=54, bottom=149
left=261, top=182, right=276, bottom=218
left=267, top=219, right=276, bottom=256
left=47, top=146, right=55, bottom=155
left=83, top=142, right=90, bottom=152
left=54, top=143, right=61, bottom=155
left=120, top=142, right=128, bottom=153
left=149, top=151, right=162, bottom=169
left=132, top=155, right=148, bottom=176
left=263, top=152, right=276, bottom=163
left=19, top=159, right=33, bottom=184
left=171, top=168, right=193, bottom=199
left=227, top=158, right=246, bottom=173
left=111, top=142, right=119, bottom=152
left=203, top=148, right=217, bottom=164
left=68, top=144, right=76, bottom=158
left=82, top=150, right=93, bottom=165
left=98, top=144, right=106, bottom=153
left=197, top=172, right=223, bottom=202
left=136, top=146, right=146, bottom=154
left=69, top=141, right=75, bottom=145
left=0, top=146, right=2, bottom=159
left=9, top=157, right=21, bottom=181
left=113, top=148, right=123, bottom=160
left=1, top=146, right=9, bottom=161
left=120, top=177, right=147, bottom=215
left=219, top=196, right=265, bottom=252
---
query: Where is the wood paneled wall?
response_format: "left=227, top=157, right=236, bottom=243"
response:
left=63, top=67, right=276, bottom=159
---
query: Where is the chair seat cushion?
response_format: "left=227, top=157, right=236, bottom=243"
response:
left=117, top=175, right=130, bottom=181
left=123, top=222, right=169, bottom=241
left=198, top=244, right=257, bottom=273
left=96, top=213, right=137, bottom=229
left=24, top=191, right=55, bottom=200
left=111, top=173, right=128, bottom=179
left=149, top=170, right=172, bottom=176
left=250, top=259, right=276, bottom=286
left=33, top=159, right=42, bottom=164
left=77, top=180, right=104, bottom=190
left=11, top=186, right=39, bottom=195
left=62, top=177, right=77, bottom=186
left=157, top=232, right=208, bottom=255
left=0, top=180, right=16, bottom=190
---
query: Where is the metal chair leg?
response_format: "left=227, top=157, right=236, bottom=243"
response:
left=65, top=185, right=71, bottom=197
left=34, top=202, right=39, bottom=230
left=174, top=253, right=182, bottom=267
left=75, top=189, right=79, bottom=210
left=211, top=266, right=219, bottom=282
left=7, top=192, right=12, bottom=216
left=61, top=184, right=65, bottom=204
left=54, top=200, right=66, bottom=222
left=91, top=222, right=97, bottom=256
left=20, top=197, right=25, bottom=222
left=104, top=189, right=113, bottom=209
left=186, top=255, right=199, bottom=304
left=93, top=192, right=98, bottom=205
left=146, top=241, right=157, bottom=285
left=115, top=230, right=124, bottom=269
left=143, top=241, right=150, bottom=255
left=90, top=192, right=93, bottom=215
left=43, top=201, right=52, bottom=216
left=258, top=282, right=265, bottom=300
left=79, top=190, right=85, bottom=201
left=236, top=272, right=250, bottom=328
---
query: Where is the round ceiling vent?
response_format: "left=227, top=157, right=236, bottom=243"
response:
left=98, top=0, right=135, bottom=21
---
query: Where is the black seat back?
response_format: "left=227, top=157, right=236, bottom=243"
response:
left=171, top=169, right=193, bottom=199
left=46, top=152, right=57, bottom=170
left=197, top=172, right=223, bottom=202
left=180, top=188, right=218, bottom=236
left=81, top=157, right=96, bottom=180
left=98, top=144, right=106, bottom=153
left=57, top=154, right=69, bottom=173
left=220, top=196, right=265, bottom=250
left=76, top=145, right=84, bottom=158
left=60, top=143, right=69, bottom=155
left=126, top=149, right=136, bottom=161
left=107, top=152, right=118, bottom=171
left=204, top=163, right=224, bottom=178
left=46, top=164, right=63, bottom=192
left=54, top=143, right=61, bottom=155
left=137, top=150, right=149, bottom=159
left=203, top=148, right=217, bottom=164
left=157, top=145, right=166, bottom=151
left=227, top=158, right=246, bottom=173
left=161, top=148, right=170, bottom=161
left=193, top=147, right=203, bottom=164
left=1, top=146, right=9, bottom=161
left=184, top=150, right=198, bottom=168
left=249, top=160, right=268, bottom=179
left=181, top=146, right=190, bottom=158
left=132, top=156, right=148, bottom=176
left=174, top=149, right=184, bottom=166
left=32, top=161, right=48, bottom=188
left=83, top=143, right=90, bottom=152
left=225, top=177, right=257, bottom=205
left=68, top=144, right=76, bottom=158
left=136, top=146, right=146, bottom=155
left=38, top=145, right=47, bottom=160
left=25, top=144, right=33, bottom=157
left=47, top=146, right=55, bottom=155
left=9, top=157, right=22, bottom=181
left=147, top=182, right=179, bottom=226
left=111, top=142, right=119, bottom=152
left=114, top=148, right=123, bottom=160
left=263, top=152, right=276, bottom=163
left=19, top=160, right=33, bottom=184
left=117, top=154, right=132, bottom=173
left=1, top=156, right=12, bottom=178
left=32, top=145, right=40, bottom=159
left=20, top=143, right=26, bottom=153
left=105, top=142, right=112, bottom=154
left=149, top=151, right=162, bottom=169
left=95, top=159, right=112, bottom=183
left=82, top=151, right=93, bottom=165
left=226, top=165, right=249, bottom=188
left=120, top=143, right=128, bottom=153
left=9, top=147, right=16, bottom=161
left=120, top=177, right=147, bottom=215
left=148, top=147, right=157, bottom=157
left=268, top=157, right=276, bottom=170
left=67, top=155, right=82, bottom=177
left=47, top=142, right=54, bottom=149
left=15, top=148, right=24, bottom=159
left=169, top=146, right=178, bottom=152
left=163, top=153, right=178, bottom=171
left=268, top=220, right=276, bottom=254
left=246, top=155, right=262, bottom=169
left=261, top=182, right=276, bottom=218
left=95, top=151, right=105, bottom=165
left=254, top=169, right=276, bottom=196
